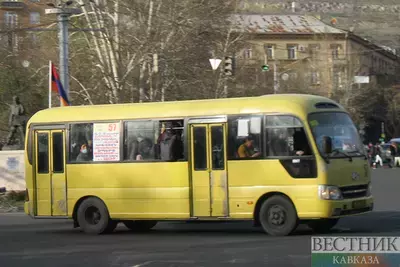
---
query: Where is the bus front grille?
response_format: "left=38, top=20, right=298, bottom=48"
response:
left=340, top=184, right=368, bottom=199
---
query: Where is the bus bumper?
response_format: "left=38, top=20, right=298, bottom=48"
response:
left=298, top=196, right=374, bottom=219
left=327, top=196, right=374, bottom=218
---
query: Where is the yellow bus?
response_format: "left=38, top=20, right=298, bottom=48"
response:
left=23, top=94, right=373, bottom=236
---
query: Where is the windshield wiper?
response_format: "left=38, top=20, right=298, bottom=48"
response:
left=347, top=150, right=368, bottom=160
left=330, top=149, right=353, bottom=162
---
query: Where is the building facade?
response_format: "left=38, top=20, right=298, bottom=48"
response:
left=232, top=14, right=399, bottom=100
left=0, top=0, right=47, bottom=53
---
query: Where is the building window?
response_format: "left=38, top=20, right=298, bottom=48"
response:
left=309, top=44, right=320, bottom=58
left=4, top=12, right=18, bottom=28
left=333, top=71, right=342, bottom=88
left=311, top=71, right=320, bottom=84
left=30, top=12, right=40, bottom=24
left=244, top=48, right=252, bottom=59
left=264, top=44, right=275, bottom=59
left=227, top=115, right=262, bottom=160
left=123, top=119, right=184, bottom=161
left=331, top=44, right=342, bottom=59
left=287, top=45, right=297, bottom=59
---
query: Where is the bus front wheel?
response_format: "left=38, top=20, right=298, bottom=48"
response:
left=259, top=195, right=298, bottom=236
left=123, top=220, right=157, bottom=231
left=307, top=218, right=339, bottom=233
left=77, top=197, right=117, bottom=235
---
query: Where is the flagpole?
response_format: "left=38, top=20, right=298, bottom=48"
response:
left=49, top=60, right=52, bottom=108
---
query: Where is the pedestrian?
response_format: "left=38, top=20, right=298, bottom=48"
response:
left=388, top=142, right=397, bottom=168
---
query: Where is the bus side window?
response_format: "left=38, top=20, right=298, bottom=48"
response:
left=265, top=115, right=312, bottom=157
left=124, top=121, right=156, bottom=161
left=157, top=120, right=184, bottom=161
left=227, top=115, right=262, bottom=160
left=123, top=119, right=184, bottom=162
left=69, top=123, right=94, bottom=162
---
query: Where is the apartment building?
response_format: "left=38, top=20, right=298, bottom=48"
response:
left=232, top=14, right=399, bottom=98
left=0, top=0, right=48, bottom=52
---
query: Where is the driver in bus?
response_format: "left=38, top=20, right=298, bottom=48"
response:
left=237, top=135, right=261, bottom=158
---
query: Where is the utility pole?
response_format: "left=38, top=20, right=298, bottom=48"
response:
left=45, top=1, right=81, bottom=105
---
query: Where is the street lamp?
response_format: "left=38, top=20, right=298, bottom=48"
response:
left=45, top=1, right=81, bottom=105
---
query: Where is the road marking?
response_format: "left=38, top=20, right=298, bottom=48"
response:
left=132, top=262, right=154, bottom=267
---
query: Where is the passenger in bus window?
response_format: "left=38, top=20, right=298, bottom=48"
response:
left=293, top=129, right=312, bottom=156
left=237, top=136, right=261, bottom=158
left=87, top=139, right=93, bottom=160
left=76, top=144, right=90, bottom=162
left=137, top=136, right=154, bottom=160
left=158, top=122, right=176, bottom=161
left=269, top=129, right=289, bottom=156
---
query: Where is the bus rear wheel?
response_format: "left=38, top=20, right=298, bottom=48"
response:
left=123, top=220, right=157, bottom=231
left=77, top=197, right=117, bottom=235
left=259, top=195, right=298, bottom=236
left=307, top=218, right=339, bottom=233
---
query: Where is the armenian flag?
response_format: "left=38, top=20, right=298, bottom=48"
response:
left=49, top=61, right=70, bottom=107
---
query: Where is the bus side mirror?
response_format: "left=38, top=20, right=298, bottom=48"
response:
left=322, top=136, right=332, bottom=154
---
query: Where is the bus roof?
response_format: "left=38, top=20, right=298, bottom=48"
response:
left=28, top=94, right=345, bottom=124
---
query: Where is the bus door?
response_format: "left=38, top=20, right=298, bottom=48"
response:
left=190, top=123, right=229, bottom=217
left=34, top=129, right=67, bottom=216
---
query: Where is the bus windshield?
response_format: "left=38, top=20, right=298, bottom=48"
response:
left=308, top=112, right=364, bottom=157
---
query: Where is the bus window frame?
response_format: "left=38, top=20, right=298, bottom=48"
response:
left=67, top=120, right=122, bottom=165
left=263, top=113, right=316, bottom=160
left=226, top=112, right=316, bottom=161
left=226, top=113, right=265, bottom=161
left=120, top=117, right=187, bottom=163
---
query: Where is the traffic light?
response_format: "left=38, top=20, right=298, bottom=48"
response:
left=261, top=65, right=269, bottom=71
left=224, top=56, right=235, bottom=76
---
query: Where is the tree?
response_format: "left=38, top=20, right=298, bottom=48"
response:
left=68, top=0, right=245, bottom=104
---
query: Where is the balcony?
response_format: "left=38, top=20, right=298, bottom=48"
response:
left=0, top=1, right=26, bottom=10
left=331, top=57, right=347, bottom=66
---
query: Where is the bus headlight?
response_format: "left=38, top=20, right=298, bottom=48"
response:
left=318, top=185, right=343, bottom=200
left=366, top=183, right=372, bottom=197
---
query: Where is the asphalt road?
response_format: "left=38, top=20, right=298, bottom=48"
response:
left=0, top=169, right=399, bottom=267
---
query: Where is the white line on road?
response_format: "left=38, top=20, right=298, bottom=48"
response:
left=132, top=262, right=154, bottom=267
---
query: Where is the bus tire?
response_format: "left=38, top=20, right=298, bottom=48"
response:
left=307, top=218, right=339, bottom=233
left=77, top=197, right=117, bottom=235
left=259, top=195, right=298, bottom=236
left=123, top=220, right=157, bottom=231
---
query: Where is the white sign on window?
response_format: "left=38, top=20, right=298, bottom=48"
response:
left=237, top=119, right=249, bottom=137
left=250, top=117, right=261, bottom=134
left=93, top=123, right=120, bottom=162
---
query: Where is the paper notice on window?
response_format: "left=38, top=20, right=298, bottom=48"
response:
left=93, top=123, right=120, bottom=162
left=237, top=119, right=249, bottom=137
left=250, top=117, right=261, bottom=134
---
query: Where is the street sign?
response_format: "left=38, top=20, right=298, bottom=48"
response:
left=354, top=76, right=370, bottom=84
left=209, top=59, right=221, bottom=71
left=45, top=8, right=82, bottom=15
